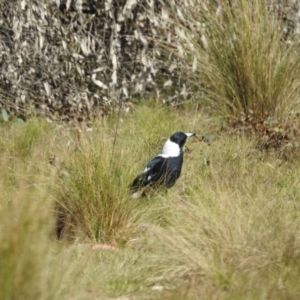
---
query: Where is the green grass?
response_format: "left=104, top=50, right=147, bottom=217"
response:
left=1, top=105, right=300, bottom=299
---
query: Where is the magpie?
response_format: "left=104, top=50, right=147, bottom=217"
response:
left=131, top=132, right=195, bottom=198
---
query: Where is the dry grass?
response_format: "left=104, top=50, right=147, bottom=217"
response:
left=151, top=135, right=300, bottom=298
left=2, top=0, right=300, bottom=299
left=168, top=0, right=300, bottom=118
left=1, top=106, right=300, bottom=299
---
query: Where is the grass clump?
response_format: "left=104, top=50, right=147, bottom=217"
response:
left=54, top=128, right=137, bottom=245
left=170, top=0, right=300, bottom=118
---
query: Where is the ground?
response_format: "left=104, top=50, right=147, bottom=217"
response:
left=1, top=105, right=300, bottom=299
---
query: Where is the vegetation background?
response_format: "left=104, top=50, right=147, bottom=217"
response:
left=1, top=0, right=300, bottom=299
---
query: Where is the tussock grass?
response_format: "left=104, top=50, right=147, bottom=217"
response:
left=1, top=106, right=300, bottom=299
left=54, top=129, right=137, bottom=244
left=170, top=0, right=300, bottom=118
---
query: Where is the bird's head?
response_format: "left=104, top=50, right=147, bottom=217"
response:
left=170, top=132, right=195, bottom=147
left=160, top=132, right=196, bottom=157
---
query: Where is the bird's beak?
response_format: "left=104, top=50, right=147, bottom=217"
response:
left=185, top=132, right=196, bottom=138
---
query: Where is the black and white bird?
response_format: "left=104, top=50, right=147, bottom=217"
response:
left=131, top=132, right=195, bottom=198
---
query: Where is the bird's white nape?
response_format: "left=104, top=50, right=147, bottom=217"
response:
left=159, top=139, right=180, bottom=158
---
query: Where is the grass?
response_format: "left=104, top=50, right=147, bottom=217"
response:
left=166, top=0, right=300, bottom=118
left=2, top=1, right=300, bottom=299
left=1, top=105, right=300, bottom=299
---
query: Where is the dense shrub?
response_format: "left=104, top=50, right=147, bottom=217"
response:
left=0, top=0, right=183, bottom=119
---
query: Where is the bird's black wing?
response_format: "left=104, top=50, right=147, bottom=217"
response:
left=131, top=156, right=166, bottom=191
